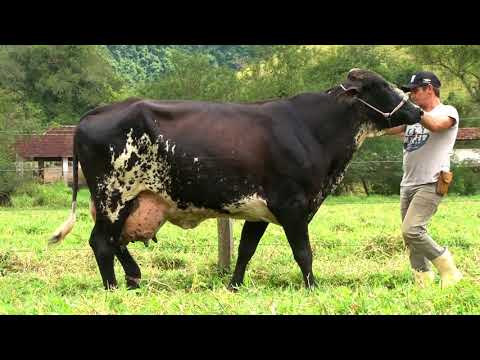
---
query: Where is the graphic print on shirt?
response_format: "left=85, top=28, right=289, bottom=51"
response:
left=404, top=124, right=430, bottom=152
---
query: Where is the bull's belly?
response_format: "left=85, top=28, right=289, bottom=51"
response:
left=120, top=191, right=279, bottom=243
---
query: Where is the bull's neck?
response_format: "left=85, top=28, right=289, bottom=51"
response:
left=291, top=94, right=377, bottom=215
left=295, top=94, right=374, bottom=151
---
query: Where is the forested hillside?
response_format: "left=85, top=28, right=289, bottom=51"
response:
left=104, top=45, right=265, bottom=82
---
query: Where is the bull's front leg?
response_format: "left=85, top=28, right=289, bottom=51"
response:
left=228, top=221, right=269, bottom=291
left=283, top=220, right=316, bottom=289
left=272, top=195, right=317, bottom=289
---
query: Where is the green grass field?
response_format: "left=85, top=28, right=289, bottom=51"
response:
left=1, top=183, right=480, bottom=314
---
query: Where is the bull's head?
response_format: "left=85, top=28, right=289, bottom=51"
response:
left=340, top=68, right=423, bottom=129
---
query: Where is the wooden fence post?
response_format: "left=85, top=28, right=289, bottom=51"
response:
left=38, top=159, right=45, bottom=183
left=217, top=218, right=234, bottom=271
left=16, top=154, right=24, bottom=177
left=62, top=157, right=69, bottom=186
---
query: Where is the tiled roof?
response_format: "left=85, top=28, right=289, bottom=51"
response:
left=15, top=126, right=76, bottom=159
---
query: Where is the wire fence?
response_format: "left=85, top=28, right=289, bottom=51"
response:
left=3, top=158, right=480, bottom=172
left=2, top=124, right=479, bottom=174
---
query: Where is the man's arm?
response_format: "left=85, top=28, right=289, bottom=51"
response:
left=420, top=112, right=456, bottom=132
left=383, top=125, right=406, bottom=135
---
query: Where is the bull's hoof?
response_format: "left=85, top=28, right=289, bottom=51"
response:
left=105, top=282, right=118, bottom=291
left=126, top=276, right=141, bottom=290
left=227, top=282, right=241, bottom=292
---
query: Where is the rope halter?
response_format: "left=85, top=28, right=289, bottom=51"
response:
left=340, top=84, right=409, bottom=127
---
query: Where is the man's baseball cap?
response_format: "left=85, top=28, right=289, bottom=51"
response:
left=400, top=71, right=441, bottom=92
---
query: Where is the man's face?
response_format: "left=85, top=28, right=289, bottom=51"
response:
left=408, top=85, right=431, bottom=107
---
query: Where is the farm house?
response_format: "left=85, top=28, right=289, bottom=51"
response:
left=14, top=126, right=86, bottom=186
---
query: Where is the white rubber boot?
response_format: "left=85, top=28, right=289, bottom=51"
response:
left=413, top=270, right=435, bottom=288
left=431, top=248, right=463, bottom=289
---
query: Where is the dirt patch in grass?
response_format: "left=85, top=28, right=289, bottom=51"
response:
left=151, top=253, right=187, bottom=270
left=0, top=251, right=27, bottom=275
left=357, top=234, right=405, bottom=260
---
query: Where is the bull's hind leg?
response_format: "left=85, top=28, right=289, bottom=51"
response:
left=228, top=221, right=269, bottom=291
left=89, top=220, right=118, bottom=289
left=114, top=246, right=142, bottom=289
left=89, top=201, right=134, bottom=290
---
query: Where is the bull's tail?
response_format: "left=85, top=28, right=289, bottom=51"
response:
left=49, top=151, right=79, bottom=245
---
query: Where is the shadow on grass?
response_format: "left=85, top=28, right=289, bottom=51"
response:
left=49, top=262, right=413, bottom=294
left=241, top=268, right=413, bottom=291
left=143, top=263, right=412, bottom=292
left=53, top=277, right=101, bottom=295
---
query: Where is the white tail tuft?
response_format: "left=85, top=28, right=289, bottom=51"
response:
left=49, top=202, right=77, bottom=245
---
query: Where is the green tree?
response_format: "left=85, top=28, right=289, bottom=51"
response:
left=303, top=45, right=421, bottom=91
left=137, top=48, right=240, bottom=102
left=237, top=46, right=316, bottom=101
left=404, top=45, right=480, bottom=112
left=104, top=45, right=265, bottom=83
left=0, top=87, right=42, bottom=205
left=0, top=45, right=125, bottom=126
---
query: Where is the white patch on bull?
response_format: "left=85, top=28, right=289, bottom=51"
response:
left=98, top=129, right=173, bottom=223
left=171, top=145, right=176, bottom=155
left=354, top=121, right=382, bottom=149
left=145, top=192, right=278, bottom=230
left=193, top=157, right=199, bottom=163
left=330, top=171, right=346, bottom=192
left=224, top=193, right=279, bottom=224
left=165, top=140, right=170, bottom=152
left=166, top=208, right=221, bottom=229
left=98, top=129, right=278, bottom=231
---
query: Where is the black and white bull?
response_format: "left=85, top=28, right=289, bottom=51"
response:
left=50, top=69, right=422, bottom=290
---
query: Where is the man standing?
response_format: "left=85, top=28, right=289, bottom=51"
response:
left=386, top=71, right=463, bottom=288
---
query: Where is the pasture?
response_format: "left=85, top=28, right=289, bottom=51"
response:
left=1, top=183, right=479, bottom=314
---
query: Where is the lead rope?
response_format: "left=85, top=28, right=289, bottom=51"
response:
left=339, top=84, right=409, bottom=128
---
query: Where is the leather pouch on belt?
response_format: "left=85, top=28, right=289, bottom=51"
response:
left=436, top=170, right=453, bottom=195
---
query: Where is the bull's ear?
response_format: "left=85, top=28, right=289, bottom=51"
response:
left=347, top=68, right=365, bottom=81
